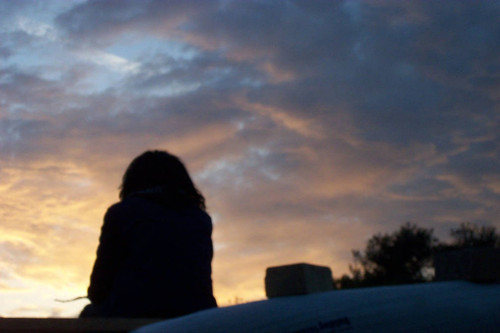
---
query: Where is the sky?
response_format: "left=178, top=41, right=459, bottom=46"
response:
left=0, top=0, right=499, bottom=317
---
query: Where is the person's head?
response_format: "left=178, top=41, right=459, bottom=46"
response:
left=119, top=150, right=205, bottom=210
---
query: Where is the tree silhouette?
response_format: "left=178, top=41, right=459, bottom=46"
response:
left=447, top=222, right=499, bottom=249
left=337, top=223, right=438, bottom=289
left=336, top=221, right=499, bottom=289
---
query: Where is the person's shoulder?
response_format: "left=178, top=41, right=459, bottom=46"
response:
left=185, top=206, right=213, bottom=230
left=198, top=208, right=212, bottom=224
left=104, top=197, right=145, bottom=219
left=102, top=201, right=125, bottom=224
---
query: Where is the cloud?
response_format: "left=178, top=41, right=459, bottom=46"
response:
left=0, top=0, right=498, bottom=315
left=78, top=49, right=140, bottom=74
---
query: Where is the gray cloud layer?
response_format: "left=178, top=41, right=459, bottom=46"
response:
left=0, top=0, right=499, bottom=315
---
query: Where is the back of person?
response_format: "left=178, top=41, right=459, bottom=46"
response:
left=81, top=150, right=217, bottom=318
left=100, top=196, right=216, bottom=317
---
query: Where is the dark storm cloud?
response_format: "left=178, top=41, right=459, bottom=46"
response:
left=5, top=2, right=498, bottom=221
left=56, top=0, right=499, bottom=153
left=51, top=0, right=500, bottom=229
left=55, top=0, right=216, bottom=47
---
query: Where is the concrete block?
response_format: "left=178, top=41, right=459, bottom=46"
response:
left=265, top=263, right=334, bottom=298
left=434, top=247, right=500, bottom=282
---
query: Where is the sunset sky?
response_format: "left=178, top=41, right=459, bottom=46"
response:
left=0, top=0, right=499, bottom=317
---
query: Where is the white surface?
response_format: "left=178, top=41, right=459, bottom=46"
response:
left=133, top=281, right=500, bottom=333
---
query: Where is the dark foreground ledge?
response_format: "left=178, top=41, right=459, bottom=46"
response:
left=0, top=318, right=161, bottom=333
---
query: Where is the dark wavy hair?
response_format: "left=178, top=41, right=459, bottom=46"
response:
left=119, top=150, right=206, bottom=210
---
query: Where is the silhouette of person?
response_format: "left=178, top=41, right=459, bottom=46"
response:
left=80, top=150, right=217, bottom=318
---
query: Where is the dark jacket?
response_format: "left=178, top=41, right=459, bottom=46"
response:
left=83, top=195, right=217, bottom=318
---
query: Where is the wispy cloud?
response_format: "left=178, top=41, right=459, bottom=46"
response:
left=77, top=49, right=140, bottom=74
